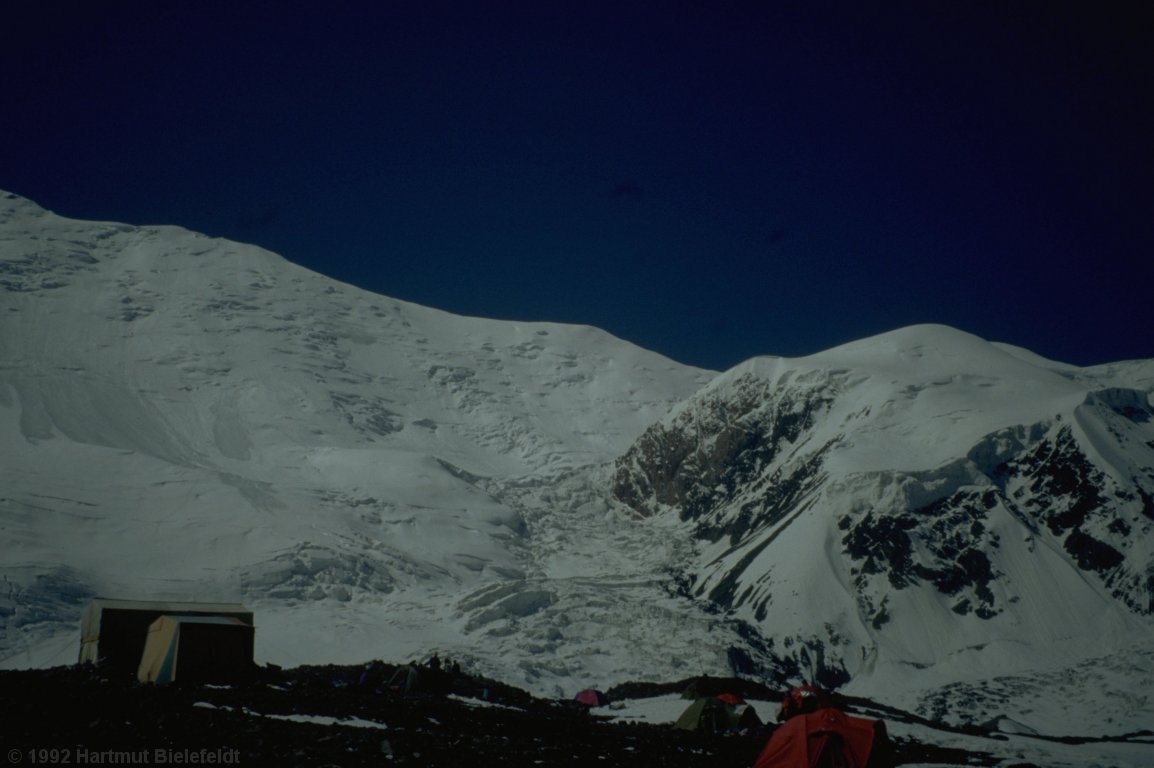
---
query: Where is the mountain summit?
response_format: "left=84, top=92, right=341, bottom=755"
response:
left=2, top=191, right=1152, bottom=736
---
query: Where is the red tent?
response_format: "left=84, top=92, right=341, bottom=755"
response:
left=716, top=692, right=746, bottom=706
left=753, top=707, right=887, bottom=768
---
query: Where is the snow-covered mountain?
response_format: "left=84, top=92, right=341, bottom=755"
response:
left=611, top=325, right=1154, bottom=730
left=0, top=190, right=723, bottom=687
left=2, top=190, right=1152, bottom=740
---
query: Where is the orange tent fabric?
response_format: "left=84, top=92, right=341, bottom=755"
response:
left=753, top=708, right=881, bottom=768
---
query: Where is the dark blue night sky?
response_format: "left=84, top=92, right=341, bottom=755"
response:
left=3, top=2, right=1151, bottom=371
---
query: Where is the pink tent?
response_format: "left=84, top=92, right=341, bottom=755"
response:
left=573, top=688, right=610, bottom=707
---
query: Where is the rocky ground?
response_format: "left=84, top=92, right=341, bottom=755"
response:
left=0, top=663, right=993, bottom=767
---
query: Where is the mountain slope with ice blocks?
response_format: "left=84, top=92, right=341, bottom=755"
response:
left=0, top=190, right=725, bottom=683
left=611, top=324, right=1154, bottom=732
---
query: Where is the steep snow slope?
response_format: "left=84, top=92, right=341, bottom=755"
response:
left=611, top=325, right=1154, bottom=733
left=0, top=190, right=729, bottom=689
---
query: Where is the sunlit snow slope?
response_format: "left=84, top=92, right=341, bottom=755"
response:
left=0, top=190, right=728, bottom=691
left=612, top=325, right=1154, bottom=732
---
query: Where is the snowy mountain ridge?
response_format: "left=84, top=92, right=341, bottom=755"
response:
left=611, top=325, right=1154, bottom=726
left=2, top=191, right=1153, bottom=741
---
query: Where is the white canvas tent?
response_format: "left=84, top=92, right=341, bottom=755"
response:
left=79, top=598, right=253, bottom=673
left=137, top=615, right=255, bottom=684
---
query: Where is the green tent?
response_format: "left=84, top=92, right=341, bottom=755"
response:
left=674, top=696, right=762, bottom=733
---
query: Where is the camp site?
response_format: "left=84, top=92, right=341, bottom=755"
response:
left=3, top=599, right=1151, bottom=767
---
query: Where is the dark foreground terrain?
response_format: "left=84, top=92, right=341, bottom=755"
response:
left=0, top=663, right=992, bottom=767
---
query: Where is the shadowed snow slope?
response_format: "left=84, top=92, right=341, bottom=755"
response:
left=3, top=191, right=1153, bottom=738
